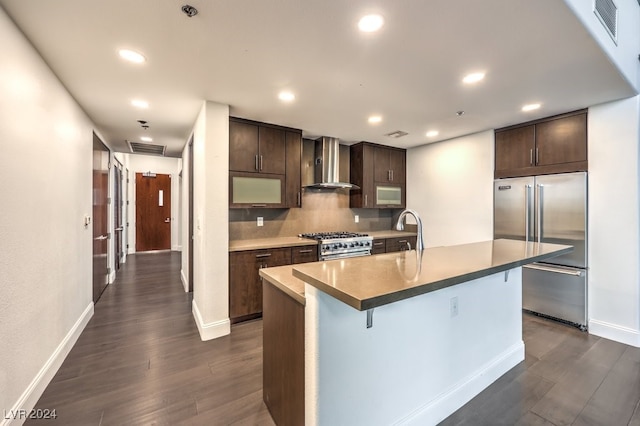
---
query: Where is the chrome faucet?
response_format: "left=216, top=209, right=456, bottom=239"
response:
left=395, top=209, right=425, bottom=252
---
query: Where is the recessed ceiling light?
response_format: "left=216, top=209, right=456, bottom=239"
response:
left=278, top=91, right=295, bottom=102
left=426, top=130, right=439, bottom=138
left=462, top=72, right=485, bottom=84
left=522, top=103, right=541, bottom=112
left=131, top=99, right=149, bottom=109
left=118, top=49, right=146, bottom=64
left=368, top=115, right=382, bottom=124
left=140, top=136, right=153, bottom=142
left=358, top=14, right=384, bottom=32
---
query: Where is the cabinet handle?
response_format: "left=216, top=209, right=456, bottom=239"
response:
left=535, top=148, right=539, bottom=165
left=373, top=242, right=384, bottom=246
left=259, top=155, right=263, bottom=171
left=529, top=149, right=533, bottom=166
left=365, top=194, right=368, bottom=207
left=256, top=253, right=272, bottom=258
left=297, top=192, right=301, bottom=206
left=298, top=249, right=314, bottom=253
left=390, top=170, right=394, bottom=181
left=251, top=204, right=267, bottom=207
left=255, top=155, right=259, bottom=171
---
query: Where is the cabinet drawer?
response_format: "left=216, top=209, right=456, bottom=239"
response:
left=292, top=246, right=318, bottom=264
left=386, top=236, right=417, bottom=252
left=371, top=239, right=386, bottom=254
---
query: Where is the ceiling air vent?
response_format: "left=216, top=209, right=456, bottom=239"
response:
left=594, top=0, right=618, bottom=43
left=384, top=130, right=409, bottom=138
left=128, top=141, right=166, bottom=156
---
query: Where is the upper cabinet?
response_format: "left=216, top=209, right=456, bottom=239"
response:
left=350, top=142, right=406, bottom=209
left=495, top=110, right=587, bottom=179
left=229, top=117, right=302, bottom=208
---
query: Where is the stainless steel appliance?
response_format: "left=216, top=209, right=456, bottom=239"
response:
left=494, top=172, right=587, bottom=330
left=299, top=231, right=373, bottom=260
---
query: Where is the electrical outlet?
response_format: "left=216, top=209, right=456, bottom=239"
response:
left=257, top=217, right=264, bottom=227
left=355, top=215, right=359, bottom=223
left=450, top=296, right=459, bottom=317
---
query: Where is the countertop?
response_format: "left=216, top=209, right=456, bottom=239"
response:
left=229, top=230, right=417, bottom=252
left=276, top=239, right=572, bottom=311
left=258, top=264, right=306, bottom=305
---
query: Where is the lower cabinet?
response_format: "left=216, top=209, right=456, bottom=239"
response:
left=229, top=245, right=318, bottom=323
left=372, top=236, right=418, bottom=254
left=263, top=281, right=305, bottom=426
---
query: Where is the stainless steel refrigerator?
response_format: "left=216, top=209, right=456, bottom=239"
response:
left=494, top=172, right=587, bottom=330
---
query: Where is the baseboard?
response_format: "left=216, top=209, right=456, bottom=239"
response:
left=2, top=302, right=94, bottom=426
left=589, top=319, right=640, bottom=348
left=108, top=269, right=116, bottom=284
left=180, top=269, right=188, bottom=292
left=393, top=341, right=525, bottom=425
left=192, top=300, right=230, bottom=341
left=171, top=245, right=182, bottom=252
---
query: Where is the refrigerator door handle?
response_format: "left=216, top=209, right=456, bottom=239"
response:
left=525, top=263, right=584, bottom=277
left=536, top=184, right=543, bottom=244
left=525, top=184, right=532, bottom=242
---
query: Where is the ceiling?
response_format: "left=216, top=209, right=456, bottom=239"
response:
left=0, top=0, right=635, bottom=157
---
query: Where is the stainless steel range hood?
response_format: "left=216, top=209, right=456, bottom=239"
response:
left=304, top=137, right=359, bottom=190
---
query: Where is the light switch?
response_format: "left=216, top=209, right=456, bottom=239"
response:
left=84, top=215, right=92, bottom=227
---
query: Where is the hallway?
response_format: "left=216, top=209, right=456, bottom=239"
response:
left=27, top=252, right=273, bottom=425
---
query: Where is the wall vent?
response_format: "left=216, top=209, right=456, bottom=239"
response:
left=594, top=0, right=618, bottom=43
left=128, top=141, right=166, bottom=156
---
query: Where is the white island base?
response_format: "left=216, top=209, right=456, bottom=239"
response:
left=304, top=267, right=524, bottom=426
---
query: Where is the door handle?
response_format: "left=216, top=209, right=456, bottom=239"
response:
left=164, top=218, right=171, bottom=223
left=94, top=235, right=108, bottom=241
left=525, top=184, right=531, bottom=243
left=525, top=264, right=583, bottom=277
left=536, top=184, right=543, bottom=244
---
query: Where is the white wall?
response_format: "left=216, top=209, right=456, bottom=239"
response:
left=0, top=7, right=95, bottom=420
left=588, top=96, right=640, bottom=346
left=406, top=130, right=495, bottom=247
left=564, top=0, right=640, bottom=91
left=121, top=154, right=183, bottom=253
left=190, top=101, right=230, bottom=340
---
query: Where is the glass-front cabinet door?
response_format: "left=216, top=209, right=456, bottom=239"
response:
left=230, top=172, right=285, bottom=208
left=375, top=184, right=404, bottom=208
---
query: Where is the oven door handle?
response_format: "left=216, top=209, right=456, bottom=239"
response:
left=321, top=252, right=371, bottom=261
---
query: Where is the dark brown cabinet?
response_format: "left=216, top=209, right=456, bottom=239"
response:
left=386, top=236, right=418, bottom=252
left=371, top=239, right=386, bottom=254
left=350, top=142, right=406, bottom=209
left=229, top=247, right=291, bottom=323
left=285, top=131, right=302, bottom=208
left=229, top=119, right=285, bottom=175
left=229, top=244, right=317, bottom=323
left=372, top=236, right=418, bottom=254
left=495, top=110, right=587, bottom=178
left=229, top=118, right=302, bottom=208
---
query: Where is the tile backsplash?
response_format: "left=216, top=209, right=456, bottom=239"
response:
left=229, top=190, right=400, bottom=240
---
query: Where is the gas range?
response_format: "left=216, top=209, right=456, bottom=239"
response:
left=299, top=231, right=373, bottom=260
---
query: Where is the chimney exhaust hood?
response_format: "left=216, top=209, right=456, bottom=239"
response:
left=305, top=137, right=359, bottom=190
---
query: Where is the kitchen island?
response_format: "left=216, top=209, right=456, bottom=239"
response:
left=260, top=239, right=571, bottom=426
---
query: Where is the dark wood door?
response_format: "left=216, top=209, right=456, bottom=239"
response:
left=136, top=173, right=171, bottom=251
left=229, top=120, right=259, bottom=172
left=114, top=164, right=123, bottom=271
left=229, top=248, right=291, bottom=323
left=92, top=134, right=109, bottom=303
left=536, top=113, right=587, bottom=167
left=258, top=126, right=286, bottom=175
left=349, top=143, right=375, bottom=208
left=285, top=131, right=302, bottom=207
left=495, top=125, right=536, bottom=173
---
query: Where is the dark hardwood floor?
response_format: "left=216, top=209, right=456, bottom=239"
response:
left=27, top=252, right=640, bottom=425
left=26, top=252, right=274, bottom=426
